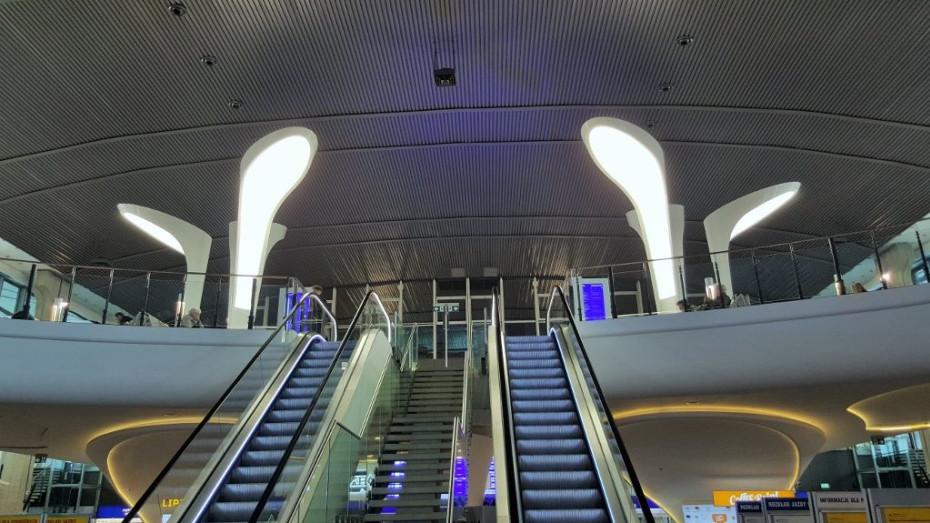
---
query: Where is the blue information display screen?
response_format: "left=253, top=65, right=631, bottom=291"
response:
left=581, top=282, right=607, bottom=321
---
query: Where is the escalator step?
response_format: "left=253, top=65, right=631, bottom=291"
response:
left=510, top=377, right=569, bottom=390
left=510, top=387, right=571, bottom=401
left=508, top=367, right=565, bottom=379
left=515, top=424, right=583, bottom=440
left=520, top=471, right=599, bottom=490
left=507, top=349, right=560, bottom=360
left=513, top=411, right=579, bottom=425
left=512, top=399, right=575, bottom=413
left=506, top=335, right=552, bottom=343
left=229, top=465, right=275, bottom=483
left=523, top=508, right=610, bottom=523
left=522, top=488, right=604, bottom=510
left=508, top=358, right=563, bottom=369
left=517, top=451, right=593, bottom=472
left=516, top=438, right=588, bottom=455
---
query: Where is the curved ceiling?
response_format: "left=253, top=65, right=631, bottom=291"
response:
left=1, top=0, right=928, bottom=317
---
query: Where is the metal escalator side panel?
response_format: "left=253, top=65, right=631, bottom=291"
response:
left=277, top=328, right=395, bottom=523
left=168, top=334, right=324, bottom=523
left=552, top=327, right=635, bottom=523
left=486, top=314, right=516, bottom=521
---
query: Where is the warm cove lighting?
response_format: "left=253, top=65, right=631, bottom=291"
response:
left=730, top=190, right=798, bottom=240
left=233, top=127, right=318, bottom=310
left=582, top=118, right=676, bottom=299
left=118, top=206, right=185, bottom=254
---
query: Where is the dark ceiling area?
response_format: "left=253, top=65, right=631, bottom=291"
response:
left=1, top=0, right=928, bottom=317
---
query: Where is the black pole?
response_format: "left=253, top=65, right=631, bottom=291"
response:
left=789, top=244, right=804, bottom=299
left=642, top=262, right=654, bottom=315
left=102, top=269, right=115, bottom=324
left=62, top=267, right=76, bottom=322
left=139, top=272, right=151, bottom=325
left=678, top=263, right=689, bottom=311
left=828, top=237, right=845, bottom=295
left=22, top=264, right=36, bottom=316
left=870, top=232, right=888, bottom=290
left=751, top=250, right=764, bottom=305
left=212, top=276, right=222, bottom=328
left=916, top=231, right=930, bottom=286
left=247, top=277, right=258, bottom=330
left=713, top=258, right=722, bottom=285
left=606, top=266, right=617, bottom=318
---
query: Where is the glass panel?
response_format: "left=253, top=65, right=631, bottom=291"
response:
left=127, top=295, right=312, bottom=523
left=254, top=293, right=394, bottom=522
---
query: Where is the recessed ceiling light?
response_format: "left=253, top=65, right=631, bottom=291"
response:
left=676, top=34, right=694, bottom=47
left=200, top=55, right=217, bottom=67
left=167, top=2, right=187, bottom=16
left=227, top=99, right=244, bottom=110
left=658, top=83, right=674, bottom=92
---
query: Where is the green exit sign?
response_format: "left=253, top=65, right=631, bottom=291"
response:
left=433, top=303, right=460, bottom=313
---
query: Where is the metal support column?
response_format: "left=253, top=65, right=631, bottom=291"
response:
left=247, top=278, right=257, bottom=330
left=532, top=277, right=540, bottom=335
left=751, top=250, right=765, bottom=304
left=870, top=231, right=888, bottom=290
left=140, top=272, right=151, bottom=325
left=916, top=231, right=930, bottom=285
left=62, top=267, right=76, bottom=322
left=432, top=279, right=438, bottom=359
left=828, top=237, right=846, bottom=295
left=101, top=268, right=115, bottom=324
left=466, top=277, right=472, bottom=352
left=23, top=264, right=37, bottom=316
left=789, top=244, right=804, bottom=299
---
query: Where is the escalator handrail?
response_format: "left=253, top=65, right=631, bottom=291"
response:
left=547, top=286, right=656, bottom=523
left=306, top=293, right=340, bottom=341
left=120, top=291, right=324, bottom=523
left=249, top=290, right=391, bottom=523
left=493, top=289, right=524, bottom=521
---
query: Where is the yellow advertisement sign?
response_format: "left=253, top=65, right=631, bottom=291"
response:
left=46, top=516, right=90, bottom=523
left=713, top=491, right=795, bottom=507
left=882, top=507, right=930, bottom=523
left=0, top=516, right=42, bottom=523
left=825, top=512, right=868, bottom=523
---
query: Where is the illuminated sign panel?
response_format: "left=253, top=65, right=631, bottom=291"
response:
left=714, top=491, right=795, bottom=507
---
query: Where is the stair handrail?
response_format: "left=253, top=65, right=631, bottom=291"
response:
left=120, top=290, right=326, bottom=523
left=445, top=416, right=464, bottom=523
left=546, top=286, right=656, bottom=523
left=400, top=323, right=419, bottom=371
left=492, top=289, right=523, bottom=521
left=249, top=290, right=391, bottom=523
left=306, top=292, right=339, bottom=342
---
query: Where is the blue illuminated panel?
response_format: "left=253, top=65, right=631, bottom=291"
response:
left=581, top=282, right=607, bottom=321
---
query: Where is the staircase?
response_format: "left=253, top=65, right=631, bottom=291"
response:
left=505, top=335, right=609, bottom=523
left=366, top=364, right=464, bottom=522
left=203, top=339, right=348, bottom=523
left=23, top=466, right=60, bottom=511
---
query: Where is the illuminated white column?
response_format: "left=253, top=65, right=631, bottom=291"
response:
left=117, top=204, right=212, bottom=310
left=227, top=221, right=287, bottom=328
left=582, top=117, right=677, bottom=308
left=227, top=127, right=318, bottom=328
left=627, top=204, right=685, bottom=312
left=703, top=182, right=801, bottom=296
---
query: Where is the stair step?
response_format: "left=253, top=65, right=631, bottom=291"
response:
left=363, top=512, right=447, bottom=522
left=383, top=441, right=452, bottom=451
left=380, top=452, right=452, bottom=461
left=368, top=498, right=447, bottom=508
left=377, top=462, right=450, bottom=472
left=371, top=485, right=448, bottom=495
left=385, top=432, right=453, bottom=442
left=375, top=472, right=449, bottom=483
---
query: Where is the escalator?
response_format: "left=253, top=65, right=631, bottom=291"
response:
left=504, top=334, right=610, bottom=522
left=203, top=337, right=349, bottom=522
left=122, top=291, right=394, bottom=523
left=491, top=286, right=655, bottom=523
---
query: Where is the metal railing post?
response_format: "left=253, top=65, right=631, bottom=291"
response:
left=607, top=266, right=617, bottom=318
left=678, top=263, right=688, bottom=310
left=213, top=276, right=223, bottom=328
left=23, top=264, right=36, bottom=316
left=247, top=277, right=258, bottom=330
left=751, top=250, right=764, bottom=304
left=102, top=268, right=115, bottom=324
left=828, top=237, right=845, bottom=295
left=916, top=231, right=930, bottom=285
left=789, top=244, right=804, bottom=299
left=642, top=261, right=654, bottom=315
left=139, top=272, right=151, bottom=325
left=62, top=267, right=76, bottom=322
left=870, top=232, right=888, bottom=290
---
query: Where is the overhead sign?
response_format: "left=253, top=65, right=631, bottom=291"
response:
left=765, top=498, right=811, bottom=512
left=433, top=303, right=460, bottom=313
left=46, top=516, right=90, bottom=523
left=881, top=507, right=930, bottom=523
left=812, top=492, right=866, bottom=511
left=738, top=502, right=765, bottom=514
left=0, top=516, right=42, bottom=523
left=715, top=491, right=796, bottom=507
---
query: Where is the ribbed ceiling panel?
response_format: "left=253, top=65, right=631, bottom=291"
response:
left=0, top=0, right=928, bottom=318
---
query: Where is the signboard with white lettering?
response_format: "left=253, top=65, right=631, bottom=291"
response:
left=433, top=303, right=460, bottom=313
left=738, top=502, right=766, bottom=523
left=813, top=493, right=867, bottom=511
left=764, top=498, right=814, bottom=523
